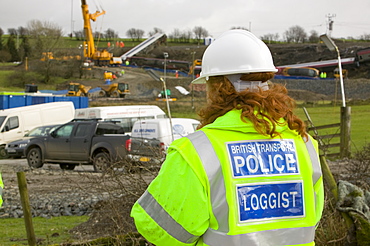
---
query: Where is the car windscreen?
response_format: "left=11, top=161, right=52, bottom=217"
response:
left=0, top=116, right=6, bottom=127
left=28, top=125, right=60, bottom=137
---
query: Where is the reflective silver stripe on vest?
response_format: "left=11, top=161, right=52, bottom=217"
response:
left=138, top=190, right=199, bottom=244
left=187, top=131, right=229, bottom=232
left=305, top=136, right=322, bottom=186
left=187, top=131, right=320, bottom=245
left=203, top=226, right=316, bottom=246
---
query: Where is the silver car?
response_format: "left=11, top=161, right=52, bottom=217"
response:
left=5, top=124, right=61, bottom=158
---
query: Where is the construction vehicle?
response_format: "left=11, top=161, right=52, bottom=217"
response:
left=81, top=0, right=122, bottom=66
left=188, top=59, right=202, bottom=77
left=66, top=82, right=91, bottom=97
left=98, top=83, right=130, bottom=98
left=334, top=68, right=348, bottom=79
left=40, top=52, right=82, bottom=62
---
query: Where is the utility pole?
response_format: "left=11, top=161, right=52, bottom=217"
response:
left=326, top=13, right=336, bottom=37
left=71, top=0, right=74, bottom=38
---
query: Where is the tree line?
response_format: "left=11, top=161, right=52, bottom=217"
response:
left=1, top=19, right=370, bottom=64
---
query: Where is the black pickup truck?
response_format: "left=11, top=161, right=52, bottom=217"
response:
left=25, top=119, right=130, bottom=172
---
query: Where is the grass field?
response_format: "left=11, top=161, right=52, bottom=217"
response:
left=0, top=216, right=89, bottom=246
left=294, top=104, right=370, bottom=153
left=168, top=98, right=370, bottom=154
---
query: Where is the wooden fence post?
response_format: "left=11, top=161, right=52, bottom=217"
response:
left=17, top=171, right=36, bottom=246
left=340, top=106, right=351, bottom=158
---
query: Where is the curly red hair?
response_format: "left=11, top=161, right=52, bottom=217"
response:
left=198, top=73, right=307, bottom=139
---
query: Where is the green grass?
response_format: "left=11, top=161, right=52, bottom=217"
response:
left=294, top=105, right=370, bottom=153
left=0, top=216, right=89, bottom=246
left=0, top=63, right=19, bottom=67
left=0, top=70, right=24, bottom=92
left=167, top=100, right=370, bottom=154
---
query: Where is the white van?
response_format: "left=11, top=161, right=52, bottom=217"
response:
left=0, top=102, right=75, bottom=157
left=131, top=118, right=200, bottom=149
left=74, top=105, right=167, bottom=134
left=129, top=118, right=200, bottom=164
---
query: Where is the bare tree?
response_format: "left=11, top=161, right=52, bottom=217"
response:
left=193, top=26, right=209, bottom=45
left=181, top=30, right=193, bottom=43
left=17, top=26, right=28, bottom=37
left=7, top=28, right=17, bottom=36
left=169, top=28, right=181, bottom=42
left=93, top=31, right=104, bottom=41
left=27, top=20, right=63, bottom=54
left=359, top=33, right=370, bottom=41
left=260, top=33, right=280, bottom=43
left=231, top=26, right=249, bottom=31
left=27, top=19, right=64, bottom=83
left=308, top=30, right=319, bottom=43
left=104, top=28, right=119, bottom=41
left=74, top=30, right=85, bottom=41
left=169, top=29, right=192, bottom=43
left=148, top=27, right=164, bottom=36
left=283, top=25, right=307, bottom=43
left=126, top=28, right=145, bottom=41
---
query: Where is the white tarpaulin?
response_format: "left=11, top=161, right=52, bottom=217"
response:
left=175, top=86, right=190, bottom=95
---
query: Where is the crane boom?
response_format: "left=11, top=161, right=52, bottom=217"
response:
left=81, top=0, right=105, bottom=58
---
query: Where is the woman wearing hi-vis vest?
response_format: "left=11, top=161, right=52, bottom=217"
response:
left=131, top=29, right=324, bottom=246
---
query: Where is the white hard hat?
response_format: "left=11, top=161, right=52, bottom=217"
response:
left=192, top=29, right=277, bottom=84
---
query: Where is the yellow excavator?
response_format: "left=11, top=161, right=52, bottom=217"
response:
left=188, top=59, right=202, bottom=77
left=66, top=82, right=91, bottom=97
left=81, top=0, right=122, bottom=66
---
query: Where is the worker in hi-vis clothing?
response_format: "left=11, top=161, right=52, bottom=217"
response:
left=131, top=29, right=324, bottom=246
left=0, top=173, right=3, bottom=207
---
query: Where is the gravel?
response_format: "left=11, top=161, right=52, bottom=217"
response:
left=0, top=160, right=105, bottom=219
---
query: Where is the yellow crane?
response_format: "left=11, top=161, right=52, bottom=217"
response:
left=81, top=0, right=122, bottom=66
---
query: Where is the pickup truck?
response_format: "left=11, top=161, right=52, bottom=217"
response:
left=25, top=119, right=130, bottom=172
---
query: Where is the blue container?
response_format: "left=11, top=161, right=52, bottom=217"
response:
left=53, top=96, right=88, bottom=109
left=79, top=97, right=89, bottom=109
left=0, top=94, right=89, bottom=110
left=9, top=95, right=27, bottom=108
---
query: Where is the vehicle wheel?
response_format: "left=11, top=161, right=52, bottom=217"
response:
left=111, top=90, right=120, bottom=98
left=59, top=164, right=76, bottom=170
left=0, top=146, right=9, bottom=159
left=27, top=147, right=43, bottom=168
left=98, top=90, right=106, bottom=97
left=119, top=94, right=126, bottom=98
left=93, top=152, right=111, bottom=172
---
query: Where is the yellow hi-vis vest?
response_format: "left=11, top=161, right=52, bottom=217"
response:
left=0, top=173, right=3, bottom=207
left=131, top=110, right=324, bottom=246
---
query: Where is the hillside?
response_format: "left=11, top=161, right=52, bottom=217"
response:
left=78, top=41, right=370, bottom=102
left=2, top=40, right=370, bottom=102
left=144, top=41, right=370, bottom=78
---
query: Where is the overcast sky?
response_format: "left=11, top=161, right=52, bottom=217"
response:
left=1, top=0, right=369, bottom=40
